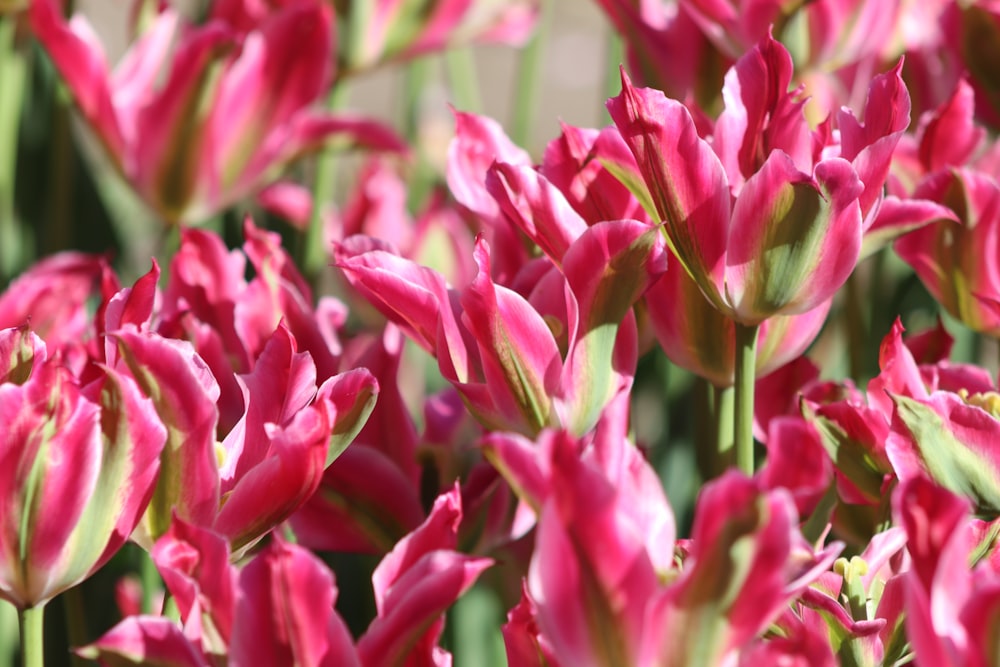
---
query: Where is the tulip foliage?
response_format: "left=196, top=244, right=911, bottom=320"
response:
left=6, top=0, right=1000, bottom=666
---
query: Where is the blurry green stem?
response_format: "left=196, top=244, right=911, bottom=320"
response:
left=444, top=47, right=481, bottom=113
left=62, top=587, right=88, bottom=667
left=0, top=17, right=26, bottom=283
left=140, top=549, right=160, bottom=615
left=696, top=380, right=735, bottom=479
left=19, top=603, right=44, bottom=667
left=604, top=25, right=625, bottom=100
left=510, top=0, right=552, bottom=148
left=714, top=383, right=735, bottom=469
left=403, top=58, right=434, bottom=211
left=845, top=270, right=866, bottom=381
left=303, top=82, right=350, bottom=283
left=734, top=322, right=760, bottom=475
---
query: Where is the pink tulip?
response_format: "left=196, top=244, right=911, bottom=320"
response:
left=893, top=476, right=1000, bottom=667
left=81, top=517, right=361, bottom=666
left=116, top=321, right=377, bottom=551
left=0, top=346, right=166, bottom=609
left=645, top=251, right=832, bottom=386
left=335, top=0, right=540, bottom=73
left=608, top=52, right=866, bottom=325
left=593, top=0, right=728, bottom=105
left=0, top=252, right=107, bottom=351
left=357, top=484, right=493, bottom=666
left=30, top=0, right=403, bottom=225
left=337, top=217, right=665, bottom=436
left=895, top=168, right=1000, bottom=336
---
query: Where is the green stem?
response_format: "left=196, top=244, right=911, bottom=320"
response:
left=302, top=83, right=350, bottom=283
left=734, top=322, right=760, bottom=475
left=509, top=0, right=551, bottom=149
left=62, top=587, right=88, bottom=666
left=19, top=603, right=45, bottom=667
left=402, top=57, right=435, bottom=212
left=0, top=16, right=27, bottom=284
left=140, top=549, right=161, bottom=615
left=604, top=22, right=625, bottom=100
left=695, top=380, right=735, bottom=479
left=845, top=270, right=866, bottom=381
left=444, top=47, right=481, bottom=113
left=714, top=383, right=735, bottom=470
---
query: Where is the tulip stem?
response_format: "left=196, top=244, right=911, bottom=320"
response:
left=62, top=587, right=88, bottom=666
left=734, top=322, right=760, bottom=475
left=0, top=16, right=27, bottom=284
left=302, top=82, right=350, bottom=284
left=444, top=47, right=482, bottom=113
left=19, top=603, right=44, bottom=667
left=714, top=383, right=735, bottom=470
left=510, top=0, right=551, bottom=149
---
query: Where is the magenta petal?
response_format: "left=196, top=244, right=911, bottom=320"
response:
left=358, top=550, right=493, bottom=666
left=371, top=485, right=462, bottom=611
left=560, top=220, right=666, bottom=434
left=115, top=331, right=221, bottom=541
left=460, top=239, right=561, bottom=434
left=0, top=251, right=107, bottom=349
left=220, top=324, right=317, bottom=488
left=714, top=32, right=813, bottom=187
left=207, top=4, right=333, bottom=180
left=0, top=362, right=101, bottom=607
left=76, top=616, right=208, bottom=667
left=215, top=404, right=329, bottom=551
left=527, top=432, right=658, bottom=667
left=152, top=518, right=236, bottom=652
left=0, top=326, right=45, bottom=385
left=541, top=122, right=646, bottom=224
left=918, top=78, right=985, bottom=172
left=485, top=162, right=589, bottom=263
left=29, top=0, right=125, bottom=161
left=726, top=154, right=862, bottom=323
left=231, top=537, right=359, bottom=667
left=607, top=69, right=730, bottom=306
left=446, top=110, right=532, bottom=220
left=335, top=237, right=450, bottom=355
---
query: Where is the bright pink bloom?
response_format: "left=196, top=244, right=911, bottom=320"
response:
left=338, top=218, right=665, bottom=436
left=895, top=168, right=1000, bottom=336
left=116, top=322, right=378, bottom=551
left=81, top=518, right=361, bottom=666
left=357, top=484, right=493, bottom=666
left=593, top=0, right=728, bottom=105
left=893, top=476, right=1000, bottom=667
left=30, top=0, right=403, bottom=225
left=0, top=252, right=107, bottom=351
left=0, top=339, right=166, bottom=608
left=608, top=41, right=871, bottom=325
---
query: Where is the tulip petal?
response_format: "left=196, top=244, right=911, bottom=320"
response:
left=560, top=220, right=666, bottom=434
left=607, top=68, right=730, bottom=308
left=115, top=331, right=221, bottom=541
left=726, top=155, right=862, bottom=323
left=76, top=616, right=208, bottom=667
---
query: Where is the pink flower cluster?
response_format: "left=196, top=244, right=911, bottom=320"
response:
left=6, top=0, right=1000, bottom=665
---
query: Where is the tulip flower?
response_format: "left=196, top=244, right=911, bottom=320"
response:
left=0, top=252, right=107, bottom=351
left=30, top=0, right=404, bottom=225
left=116, top=323, right=377, bottom=551
left=893, top=476, right=1000, bottom=667
left=895, top=168, right=1000, bottom=337
left=81, top=517, right=362, bottom=666
left=0, top=337, right=166, bottom=665
left=337, top=0, right=540, bottom=75
left=357, top=484, right=494, bottom=666
left=338, top=217, right=665, bottom=437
